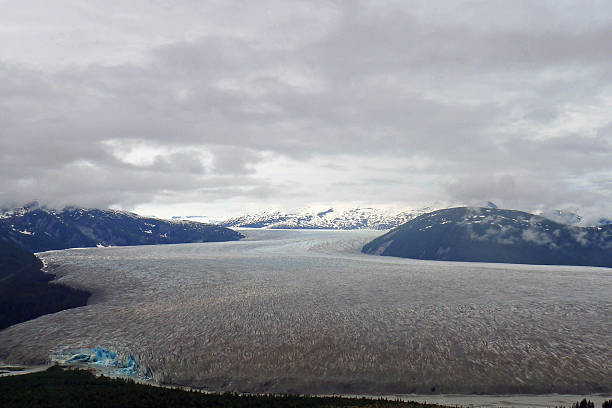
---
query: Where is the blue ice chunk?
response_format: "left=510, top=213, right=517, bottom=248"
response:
left=67, top=353, right=90, bottom=363
left=64, top=346, right=145, bottom=378
left=117, top=355, right=139, bottom=376
left=91, top=347, right=118, bottom=366
left=140, top=367, right=153, bottom=381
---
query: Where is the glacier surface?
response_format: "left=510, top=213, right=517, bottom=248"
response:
left=0, top=229, right=610, bottom=395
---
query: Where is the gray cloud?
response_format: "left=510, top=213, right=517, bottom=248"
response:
left=1, top=1, right=611, bottom=218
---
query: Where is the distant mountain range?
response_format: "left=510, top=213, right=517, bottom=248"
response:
left=220, top=206, right=434, bottom=230
left=0, top=203, right=243, bottom=253
left=218, top=204, right=611, bottom=231
left=363, top=207, right=612, bottom=268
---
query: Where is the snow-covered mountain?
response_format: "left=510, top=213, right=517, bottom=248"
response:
left=220, top=206, right=435, bottom=230
left=219, top=202, right=612, bottom=230
left=171, top=215, right=217, bottom=224
left=0, top=202, right=243, bottom=252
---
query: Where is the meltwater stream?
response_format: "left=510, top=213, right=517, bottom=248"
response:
left=0, top=229, right=610, bottom=402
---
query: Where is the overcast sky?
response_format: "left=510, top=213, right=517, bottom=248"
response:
left=1, top=1, right=611, bottom=220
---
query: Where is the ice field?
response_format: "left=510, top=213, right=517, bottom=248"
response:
left=0, top=229, right=610, bottom=397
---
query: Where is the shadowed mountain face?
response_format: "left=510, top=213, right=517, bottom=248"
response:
left=0, top=205, right=243, bottom=253
left=0, top=239, right=91, bottom=330
left=362, top=207, right=612, bottom=267
left=0, top=238, right=43, bottom=279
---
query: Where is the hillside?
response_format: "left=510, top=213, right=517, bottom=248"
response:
left=0, top=236, right=43, bottom=279
left=0, top=365, right=441, bottom=408
left=0, top=204, right=243, bottom=252
left=362, top=207, right=612, bottom=267
left=0, top=239, right=90, bottom=330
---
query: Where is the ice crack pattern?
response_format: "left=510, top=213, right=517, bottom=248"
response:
left=0, top=229, right=610, bottom=394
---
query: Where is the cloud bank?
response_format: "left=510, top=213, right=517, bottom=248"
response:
left=1, top=1, right=611, bottom=219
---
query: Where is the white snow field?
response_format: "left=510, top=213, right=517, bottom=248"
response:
left=0, top=229, right=610, bottom=399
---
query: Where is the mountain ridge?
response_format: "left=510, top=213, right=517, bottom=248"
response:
left=0, top=204, right=243, bottom=253
left=218, top=203, right=611, bottom=230
left=220, top=206, right=435, bottom=230
left=362, top=207, right=612, bottom=268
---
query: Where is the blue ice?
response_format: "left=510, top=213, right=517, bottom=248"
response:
left=91, top=347, right=118, bottom=366
left=61, top=346, right=152, bottom=380
left=118, top=355, right=139, bottom=376
left=67, top=353, right=90, bottom=363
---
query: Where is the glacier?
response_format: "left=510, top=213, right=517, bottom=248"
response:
left=0, top=229, right=610, bottom=396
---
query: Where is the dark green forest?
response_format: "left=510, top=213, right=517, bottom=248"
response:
left=2, top=366, right=610, bottom=408
left=0, top=366, right=441, bottom=408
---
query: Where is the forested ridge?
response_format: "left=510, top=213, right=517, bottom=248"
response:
left=0, top=238, right=90, bottom=330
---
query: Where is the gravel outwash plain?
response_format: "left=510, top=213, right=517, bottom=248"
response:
left=0, top=229, right=610, bottom=394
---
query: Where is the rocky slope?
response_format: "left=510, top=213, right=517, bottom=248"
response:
left=363, top=207, right=612, bottom=267
left=0, top=204, right=243, bottom=253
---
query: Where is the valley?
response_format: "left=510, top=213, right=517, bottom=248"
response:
left=0, top=229, right=609, bottom=399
